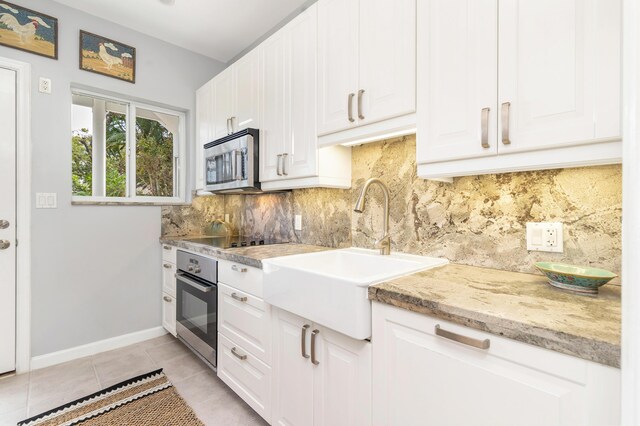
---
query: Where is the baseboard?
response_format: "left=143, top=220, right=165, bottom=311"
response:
left=30, top=326, right=168, bottom=371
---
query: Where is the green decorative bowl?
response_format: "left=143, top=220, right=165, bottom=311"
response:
left=535, top=262, right=617, bottom=294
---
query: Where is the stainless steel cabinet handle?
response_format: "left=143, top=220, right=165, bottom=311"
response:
left=163, top=245, right=172, bottom=250
left=311, top=329, right=320, bottom=365
left=230, top=116, right=236, bottom=134
left=301, top=324, right=310, bottom=359
left=0, top=219, right=9, bottom=229
left=0, top=240, right=10, bottom=250
left=282, top=153, right=288, bottom=176
left=435, top=324, right=490, bottom=350
left=348, top=93, right=355, bottom=122
left=231, top=347, right=247, bottom=360
left=231, top=264, right=247, bottom=273
left=481, top=107, right=490, bottom=149
left=231, top=292, right=248, bottom=302
left=226, top=118, right=231, bottom=135
left=277, top=154, right=283, bottom=176
left=357, top=89, right=365, bottom=120
left=501, top=102, right=511, bottom=145
left=163, top=263, right=172, bottom=269
left=163, top=296, right=172, bottom=302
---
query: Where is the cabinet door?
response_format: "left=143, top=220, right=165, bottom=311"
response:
left=498, top=0, right=621, bottom=154
left=161, top=293, right=176, bottom=337
left=271, top=309, right=314, bottom=426
left=359, top=0, right=416, bottom=126
left=260, top=31, right=287, bottom=183
left=285, top=4, right=318, bottom=179
left=372, top=303, right=596, bottom=426
left=317, top=0, right=359, bottom=135
left=213, top=67, right=234, bottom=139
left=313, top=326, right=371, bottom=426
left=195, top=82, right=212, bottom=190
left=416, top=0, right=498, bottom=165
left=233, top=47, right=261, bottom=132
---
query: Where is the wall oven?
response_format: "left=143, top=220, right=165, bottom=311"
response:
left=175, top=250, right=217, bottom=369
left=204, top=128, right=260, bottom=193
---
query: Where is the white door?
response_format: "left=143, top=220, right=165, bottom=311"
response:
left=213, top=67, right=234, bottom=139
left=233, top=48, right=261, bottom=132
left=317, top=0, right=359, bottom=136
left=285, top=4, right=318, bottom=179
left=271, top=309, right=314, bottom=426
left=358, top=0, right=416, bottom=126
left=313, top=325, right=372, bottom=426
left=260, top=31, right=287, bottom=183
left=416, top=0, right=498, bottom=165
left=0, top=66, right=17, bottom=374
left=498, top=0, right=621, bottom=154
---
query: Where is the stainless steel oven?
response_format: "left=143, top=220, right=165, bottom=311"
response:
left=175, top=250, right=218, bottom=369
left=204, top=128, right=260, bottom=193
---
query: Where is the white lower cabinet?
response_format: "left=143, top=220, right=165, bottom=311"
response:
left=161, top=293, right=176, bottom=337
left=218, top=333, right=272, bottom=422
left=272, top=308, right=372, bottom=426
left=372, top=302, right=621, bottom=426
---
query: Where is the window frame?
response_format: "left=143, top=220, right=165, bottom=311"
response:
left=71, top=88, right=187, bottom=205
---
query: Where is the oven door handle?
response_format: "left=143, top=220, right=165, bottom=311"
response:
left=175, top=271, right=214, bottom=293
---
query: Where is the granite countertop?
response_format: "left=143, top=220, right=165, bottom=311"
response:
left=160, top=236, right=331, bottom=269
left=369, top=263, right=621, bottom=368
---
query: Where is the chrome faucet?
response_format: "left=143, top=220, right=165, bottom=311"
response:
left=354, top=178, right=391, bottom=255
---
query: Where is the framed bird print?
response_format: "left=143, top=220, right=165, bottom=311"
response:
left=79, top=30, right=135, bottom=83
left=0, top=1, right=58, bottom=59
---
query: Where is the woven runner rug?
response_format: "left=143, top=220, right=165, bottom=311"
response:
left=17, top=369, right=203, bottom=426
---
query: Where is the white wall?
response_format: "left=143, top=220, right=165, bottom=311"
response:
left=0, top=0, right=225, bottom=356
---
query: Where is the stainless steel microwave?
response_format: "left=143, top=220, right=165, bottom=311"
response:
left=204, top=128, right=260, bottom=193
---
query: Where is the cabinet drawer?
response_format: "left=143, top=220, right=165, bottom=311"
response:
left=161, top=244, right=177, bottom=264
left=217, top=333, right=272, bottom=423
left=218, top=283, right=271, bottom=364
left=162, top=293, right=176, bottom=337
left=373, top=302, right=588, bottom=384
left=162, top=262, right=176, bottom=297
left=218, top=259, right=263, bottom=297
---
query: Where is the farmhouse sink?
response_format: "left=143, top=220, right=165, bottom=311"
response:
left=262, top=248, right=448, bottom=339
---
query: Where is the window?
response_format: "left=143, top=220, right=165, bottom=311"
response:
left=71, top=90, right=185, bottom=203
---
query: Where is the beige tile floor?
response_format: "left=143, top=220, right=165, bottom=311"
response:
left=0, top=335, right=267, bottom=426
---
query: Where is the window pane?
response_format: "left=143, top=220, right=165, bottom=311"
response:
left=135, top=108, right=177, bottom=197
left=71, top=94, right=127, bottom=197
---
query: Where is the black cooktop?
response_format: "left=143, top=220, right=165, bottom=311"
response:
left=182, top=236, right=288, bottom=249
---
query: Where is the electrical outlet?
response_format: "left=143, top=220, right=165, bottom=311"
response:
left=39, top=77, right=51, bottom=94
left=224, top=213, right=230, bottom=222
left=294, top=214, right=302, bottom=231
left=526, top=222, right=563, bottom=253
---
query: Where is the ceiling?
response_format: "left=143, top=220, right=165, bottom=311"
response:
left=52, top=0, right=310, bottom=63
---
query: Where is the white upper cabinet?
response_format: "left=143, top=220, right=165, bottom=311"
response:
left=260, top=4, right=351, bottom=190
left=213, top=67, right=234, bottom=140
left=416, top=0, right=498, bottom=164
left=317, top=0, right=416, bottom=145
left=212, top=47, right=261, bottom=140
left=317, top=0, right=359, bottom=136
left=498, top=0, right=620, bottom=153
left=195, top=80, right=214, bottom=190
left=417, top=0, right=622, bottom=180
left=234, top=48, right=261, bottom=132
left=358, top=0, right=416, bottom=126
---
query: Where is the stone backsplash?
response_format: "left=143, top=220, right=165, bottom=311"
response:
left=161, top=135, right=622, bottom=275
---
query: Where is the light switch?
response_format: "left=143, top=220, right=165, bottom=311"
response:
left=526, top=222, right=563, bottom=253
left=36, top=193, right=57, bottom=209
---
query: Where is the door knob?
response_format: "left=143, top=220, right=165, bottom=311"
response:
left=0, top=220, right=8, bottom=229
left=0, top=240, right=10, bottom=250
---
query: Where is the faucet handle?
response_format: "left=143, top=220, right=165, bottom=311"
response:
left=374, top=235, right=391, bottom=255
